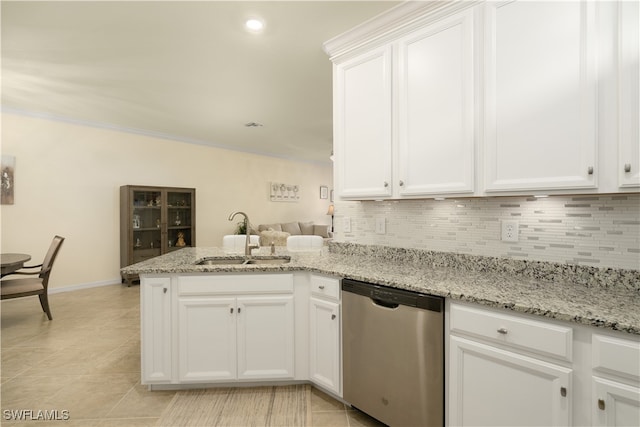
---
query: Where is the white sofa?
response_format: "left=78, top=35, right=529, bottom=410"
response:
left=255, top=221, right=332, bottom=247
left=222, top=235, right=260, bottom=253
left=286, top=235, right=324, bottom=252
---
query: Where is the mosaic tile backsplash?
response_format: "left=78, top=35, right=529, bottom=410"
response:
left=333, top=194, right=640, bottom=270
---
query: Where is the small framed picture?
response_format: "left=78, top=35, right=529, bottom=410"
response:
left=320, top=186, right=328, bottom=199
left=330, top=189, right=334, bottom=202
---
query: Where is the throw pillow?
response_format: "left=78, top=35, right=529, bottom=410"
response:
left=313, top=224, right=330, bottom=238
left=299, top=221, right=314, bottom=235
left=282, top=222, right=302, bottom=235
left=259, top=230, right=290, bottom=246
left=258, top=223, right=282, bottom=232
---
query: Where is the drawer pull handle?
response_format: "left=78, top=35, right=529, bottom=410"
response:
left=497, top=327, right=508, bottom=334
left=624, top=163, right=632, bottom=173
left=163, top=288, right=167, bottom=294
left=598, top=399, right=605, bottom=410
left=588, top=166, right=594, bottom=175
left=319, top=285, right=325, bottom=290
left=560, top=387, right=567, bottom=397
left=238, top=307, right=241, bottom=314
left=331, top=314, right=336, bottom=320
left=230, top=307, right=234, bottom=314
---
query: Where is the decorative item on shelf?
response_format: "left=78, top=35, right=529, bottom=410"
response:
left=156, top=219, right=161, bottom=228
left=135, top=237, right=142, bottom=248
left=133, top=215, right=141, bottom=229
left=175, top=232, right=186, bottom=247
left=174, top=212, right=181, bottom=226
left=269, top=182, right=300, bottom=202
left=326, top=204, right=335, bottom=232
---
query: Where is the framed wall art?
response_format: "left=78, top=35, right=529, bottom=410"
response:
left=1, top=155, right=15, bottom=205
left=320, top=185, right=328, bottom=199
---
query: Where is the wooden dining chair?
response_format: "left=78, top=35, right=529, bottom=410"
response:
left=0, top=235, right=65, bottom=320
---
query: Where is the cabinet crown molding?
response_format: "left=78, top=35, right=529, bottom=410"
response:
left=323, top=0, right=479, bottom=61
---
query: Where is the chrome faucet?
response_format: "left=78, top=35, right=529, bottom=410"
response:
left=228, top=211, right=259, bottom=256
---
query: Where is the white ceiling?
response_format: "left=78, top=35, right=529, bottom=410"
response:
left=1, top=1, right=399, bottom=163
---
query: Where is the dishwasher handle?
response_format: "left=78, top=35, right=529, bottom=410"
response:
left=371, top=297, right=399, bottom=309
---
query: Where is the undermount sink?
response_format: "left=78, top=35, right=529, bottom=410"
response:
left=195, top=256, right=291, bottom=266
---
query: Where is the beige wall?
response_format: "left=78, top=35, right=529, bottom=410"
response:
left=1, top=113, right=333, bottom=289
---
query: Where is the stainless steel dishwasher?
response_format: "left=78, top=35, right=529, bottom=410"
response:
left=342, top=279, right=444, bottom=427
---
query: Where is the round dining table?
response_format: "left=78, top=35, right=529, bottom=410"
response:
left=0, top=253, right=32, bottom=278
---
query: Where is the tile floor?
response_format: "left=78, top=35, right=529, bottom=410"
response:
left=1, top=284, right=385, bottom=426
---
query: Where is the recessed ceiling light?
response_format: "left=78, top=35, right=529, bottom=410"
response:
left=245, top=18, right=265, bottom=33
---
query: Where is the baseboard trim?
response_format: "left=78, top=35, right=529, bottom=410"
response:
left=49, top=279, right=123, bottom=294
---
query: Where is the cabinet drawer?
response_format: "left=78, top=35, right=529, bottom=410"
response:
left=178, top=274, right=293, bottom=296
left=592, top=334, right=640, bottom=381
left=310, top=275, right=340, bottom=301
left=450, top=303, right=573, bottom=362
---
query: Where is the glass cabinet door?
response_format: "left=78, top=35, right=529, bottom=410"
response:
left=131, top=190, right=162, bottom=263
left=166, top=190, right=193, bottom=251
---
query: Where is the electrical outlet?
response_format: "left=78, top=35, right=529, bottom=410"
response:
left=501, top=220, right=519, bottom=242
left=375, top=217, right=386, bottom=234
left=343, top=217, right=351, bottom=233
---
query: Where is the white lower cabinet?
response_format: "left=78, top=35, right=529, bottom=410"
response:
left=141, top=276, right=173, bottom=383
left=177, top=291, right=295, bottom=382
left=449, top=301, right=640, bottom=427
left=178, top=297, right=236, bottom=382
left=591, top=334, right=640, bottom=426
left=236, top=296, right=295, bottom=380
left=449, top=336, right=572, bottom=426
left=449, top=301, right=573, bottom=426
left=448, top=303, right=573, bottom=426
left=142, top=272, right=344, bottom=392
left=308, top=275, right=342, bottom=396
left=592, top=378, right=640, bottom=427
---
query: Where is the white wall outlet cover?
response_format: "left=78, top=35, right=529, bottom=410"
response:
left=343, top=217, right=351, bottom=233
left=375, top=217, right=386, bottom=234
left=501, top=220, right=519, bottom=242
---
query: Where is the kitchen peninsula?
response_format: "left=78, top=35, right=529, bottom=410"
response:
left=122, top=243, right=640, bottom=334
left=123, top=243, right=640, bottom=426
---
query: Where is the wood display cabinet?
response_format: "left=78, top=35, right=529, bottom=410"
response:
left=120, top=185, right=196, bottom=285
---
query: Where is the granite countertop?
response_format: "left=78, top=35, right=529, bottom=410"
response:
left=122, top=245, right=640, bottom=335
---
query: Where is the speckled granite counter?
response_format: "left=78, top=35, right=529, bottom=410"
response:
left=121, top=243, right=640, bottom=335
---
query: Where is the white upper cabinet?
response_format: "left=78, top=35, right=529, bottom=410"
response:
left=327, top=1, right=637, bottom=198
left=618, top=0, right=640, bottom=188
left=483, top=0, right=598, bottom=193
left=335, top=46, right=393, bottom=199
left=397, top=9, right=475, bottom=196
left=331, top=4, right=476, bottom=200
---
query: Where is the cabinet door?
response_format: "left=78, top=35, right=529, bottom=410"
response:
left=141, top=277, right=172, bottom=383
left=130, top=188, right=163, bottom=264
left=309, top=297, right=341, bottom=396
left=592, top=377, right=640, bottom=427
left=236, top=295, right=295, bottom=380
left=483, top=1, right=597, bottom=192
left=335, top=46, right=393, bottom=199
left=165, top=188, right=195, bottom=251
left=178, top=297, right=236, bottom=382
left=449, top=336, right=571, bottom=426
left=618, top=0, right=640, bottom=188
left=397, top=8, right=475, bottom=196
